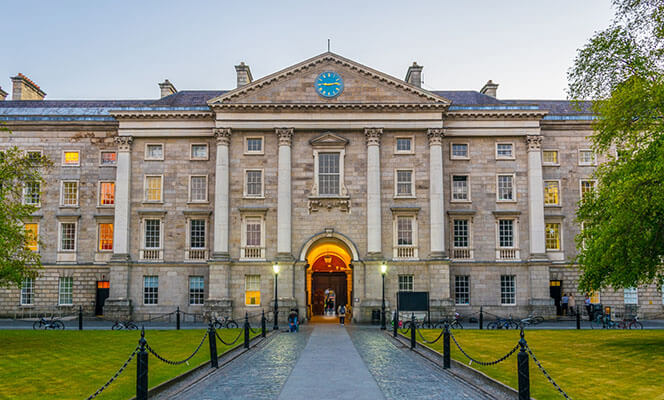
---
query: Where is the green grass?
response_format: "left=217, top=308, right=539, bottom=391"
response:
left=0, top=329, right=256, bottom=400
left=419, top=329, right=664, bottom=400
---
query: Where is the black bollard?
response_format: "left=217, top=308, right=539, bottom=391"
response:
left=576, top=305, right=581, bottom=330
left=78, top=305, right=83, bottom=331
left=244, top=313, right=250, bottom=349
left=443, top=323, right=451, bottom=369
left=176, top=306, right=181, bottom=330
left=517, top=328, right=530, bottom=400
left=410, top=313, right=416, bottom=350
left=393, top=310, right=398, bottom=338
left=479, top=306, right=483, bottom=330
left=208, top=323, right=218, bottom=368
left=136, top=328, right=148, bottom=400
left=261, top=309, right=266, bottom=338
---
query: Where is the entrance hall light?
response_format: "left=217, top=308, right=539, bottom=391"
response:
left=273, top=263, right=280, bottom=275
left=380, top=263, right=387, bottom=275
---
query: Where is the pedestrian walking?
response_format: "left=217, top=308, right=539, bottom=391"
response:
left=568, top=293, right=576, bottom=316
left=561, top=293, right=569, bottom=315
left=338, top=304, right=346, bottom=326
left=584, top=294, right=592, bottom=321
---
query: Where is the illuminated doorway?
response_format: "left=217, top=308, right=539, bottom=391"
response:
left=306, top=240, right=353, bottom=319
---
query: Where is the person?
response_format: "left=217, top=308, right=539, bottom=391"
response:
left=288, top=310, right=298, bottom=332
left=568, top=293, right=576, bottom=316
left=338, top=304, right=346, bottom=326
left=584, top=294, right=592, bottom=321
left=561, top=293, right=569, bottom=316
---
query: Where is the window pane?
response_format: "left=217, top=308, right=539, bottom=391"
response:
left=21, top=278, right=34, bottom=305
left=580, top=180, right=595, bottom=200
left=59, top=277, right=73, bottom=305
left=189, top=276, right=205, bottom=305
left=62, top=182, right=78, bottom=206
left=145, top=176, right=162, bottom=201
left=455, top=275, right=470, bottom=305
left=191, top=145, right=207, bottom=159
left=624, top=288, right=638, bottom=305
left=497, top=175, right=513, bottom=200
left=545, top=223, right=560, bottom=250
left=24, top=182, right=40, bottom=205
left=397, top=217, right=413, bottom=245
left=147, top=145, right=163, bottom=159
left=452, top=143, right=468, bottom=158
left=247, top=138, right=263, bottom=152
left=144, top=276, right=159, bottom=305
left=101, top=151, right=117, bottom=165
left=246, top=220, right=261, bottom=247
left=144, top=219, right=160, bottom=248
left=63, top=151, right=79, bottom=165
left=453, top=219, right=469, bottom=248
left=497, top=144, right=513, bottom=157
left=99, top=223, right=114, bottom=251
left=319, top=153, right=340, bottom=195
left=190, top=176, right=207, bottom=201
left=245, top=275, right=261, bottom=305
left=396, top=170, right=412, bottom=196
left=579, top=150, right=595, bottom=165
left=100, top=182, right=115, bottom=205
left=500, top=275, right=516, bottom=305
left=452, top=175, right=468, bottom=200
left=190, top=220, right=206, bottom=249
left=542, top=150, right=558, bottom=164
left=246, top=171, right=263, bottom=196
left=60, top=223, right=76, bottom=251
left=25, top=223, right=39, bottom=251
left=396, top=138, right=412, bottom=152
left=398, top=275, right=414, bottom=291
left=544, top=181, right=559, bottom=205
left=498, top=220, right=514, bottom=248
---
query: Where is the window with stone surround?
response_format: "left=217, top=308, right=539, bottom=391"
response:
left=59, top=222, right=77, bottom=251
left=545, top=223, right=561, bottom=251
left=451, top=218, right=474, bottom=261
left=245, top=137, right=264, bottom=155
left=25, top=223, right=39, bottom=252
left=318, top=153, right=340, bottom=196
left=542, top=150, right=559, bottom=165
left=395, top=136, right=414, bottom=154
left=578, top=149, right=596, bottom=166
left=450, top=142, right=469, bottom=160
left=145, top=144, right=164, bottom=160
left=496, top=143, right=515, bottom=160
left=58, top=277, right=73, bottom=306
left=496, top=174, right=515, bottom=202
left=190, top=144, right=208, bottom=160
left=451, top=175, right=470, bottom=202
left=141, top=218, right=163, bottom=261
left=143, top=276, right=159, bottom=305
left=241, top=214, right=265, bottom=260
left=398, top=275, right=414, bottom=292
left=23, top=182, right=40, bottom=206
left=393, top=212, right=418, bottom=260
left=60, top=181, right=79, bottom=207
left=500, top=275, right=516, bottom=305
left=395, top=169, right=414, bottom=197
left=189, top=276, right=205, bottom=305
left=244, top=170, right=264, bottom=198
left=495, top=216, right=520, bottom=260
left=455, top=275, right=470, bottom=305
left=544, top=181, right=560, bottom=206
left=189, top=176, right=208, bottom=202
left=580, top=179, right=597, bottom=201
left=99, top=181, right=115, bottom=206
left=498, top=219, right=514, bottom=248
left=20, top=277, right=33, bottom=306
left=62, top=150, right=80, bottom=166
left=100, top=151, right=117, bottom=166
left=144, top=175, right=163, bottom=202
left=98, top=223, right=113, bottom=251
left=245, top=275, right=261, bottom=306
left=590, top=291, right=600, bottom=304
left=623, top=288, right=638, bottom=305
left=310, top=133, right=348, bottom=200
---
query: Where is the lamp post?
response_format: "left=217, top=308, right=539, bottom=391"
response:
left=273, top=263, right=280, bottom=331
left=380, top=263, right=387, bottom=330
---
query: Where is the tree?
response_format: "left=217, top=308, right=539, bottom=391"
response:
left=568, top=0, right=664, bottom=291
left=0, top=123, right=52, bottom=287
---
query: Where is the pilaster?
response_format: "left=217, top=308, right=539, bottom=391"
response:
left=213, top=128, right=231, bottom=260
left=427, top=128, right=447, bottom=259
left=111, top=135, right=133, bottom=261
left=526, top=135, right=547, bottom=259
left=365, top=127, right=383, bottom=258
left=276, top=127, right=294, bottom=259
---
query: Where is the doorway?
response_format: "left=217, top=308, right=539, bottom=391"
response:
left=550, top=280, right=562, bottom=315
left=305, top=239, right=353, bottom=321
left=96, top=280, right=110, bottom=316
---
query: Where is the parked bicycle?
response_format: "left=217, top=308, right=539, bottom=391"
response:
left=434, top=313, right=464, bottom=329
left=33, top=316, right=64, bottom=330
left=111, top=320, right=138, bottom=330
left=520, top=314, right=545, bottom=326
left=487, top=315, right=520, bottom=330
left=617, top=316, right=643, bottom=330
left=591, top=312, right=618, bottom=329
left=210, top=315, right=238, bottom=329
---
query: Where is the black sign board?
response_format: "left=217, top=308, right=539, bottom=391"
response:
left=397, top=291, right=429, bottom=312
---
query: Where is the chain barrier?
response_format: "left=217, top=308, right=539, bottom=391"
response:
left=215, top=328, right=244, bottom=346
left=416, top=326, right=445, bottom=344
left=249, top=326, right=262, bottom=335
left=449, top=331, right=520, bottom=366
left=397, top=326, right=411, bottom=335
left=526, top=345, right=572, bottom=399
left=145, top=331, right=208, bottom=366
left=143, top=311, right=176, bottom=322
left=85, top=346, right=139, bottom=400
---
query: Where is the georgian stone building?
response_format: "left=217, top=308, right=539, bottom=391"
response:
left=1, top=53, right=662, bottom=321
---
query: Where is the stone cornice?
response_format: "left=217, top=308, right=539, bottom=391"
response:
left=445, top=110, right=548, bottom=119
left=109, top=110, right=213, bottom=120
left=210, top=103, right=448, bottom=111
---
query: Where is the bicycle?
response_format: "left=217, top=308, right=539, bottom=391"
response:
left=435, top=314, right=464, bottom=329
left=111, top=320, right=138, bottom=330
left=33, top=316, right=64, bottom=330
left=520, top=314, right=544, bottom=326
left=591, top=313, right=618, bottom=329
left=487, top=315, right=519, bottom=330
left=211, top=315, right=238, bottom=329
left=617, top=316, right=643, bottom=330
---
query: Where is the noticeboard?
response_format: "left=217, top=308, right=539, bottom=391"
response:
left=397, top=291, right=429, bottom=312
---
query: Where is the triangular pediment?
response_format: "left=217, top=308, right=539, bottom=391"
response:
left=309, top=132, right=349, bottom=147
left=209, top=52, right=450, bottom=109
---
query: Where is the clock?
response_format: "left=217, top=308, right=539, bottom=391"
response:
left=315, top=71, right=344, bottom=98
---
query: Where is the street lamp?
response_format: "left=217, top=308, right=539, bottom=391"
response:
left=380, top=263, right=387, bottom=330
left=273, top=263, right=280, bottom=331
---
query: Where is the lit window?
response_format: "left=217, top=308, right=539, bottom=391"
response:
left=144, top=276, right=159, bottom=305
left=99, top=223, right=113, bottom=251
left=100, top=151, right=117, bottom=166
left=99, top=182, right=115, bottom=206
left=189, top=176, right=207, bottom=202
left=396, top=137, right=412, bottom=153
left=246, top=138, right=263, bottom=154
left=398, top=275, right=414, bottom=291
left=145, top=144, right=163, bottom=160
left=319, top=153, right=340, bottom=196
left=62, top=151, right=80, bottom=166
left=496, top=143, right=514, bottom=159
left=190, top=144, right=208, bottom=160
left=189, top=276, right=205, bottom=305
left=545, top=223, right=561, bottom=250
left=61, top=181, right=79, bottom=206
left=580, top=180, right=596, bottom=200
left=455, top=276, right=470, bottom=305
left=20, top=278, right=34, bottom=306
left=23, top=182, right=40, bottom=206
left=189, top=220, right=206, bottom=249
left=145, top=176, right=162, bottom=202
left=245, top=275, right=261, bottom=305
left=498, top=219, right=514, bottom=248
left=624, top=288, right=638, bottom=305
left=453, top=219, right=469, bottom=248
left=500, top=275, right=516, bottom=305
left=590, top=291, right=601, bottom=304
left=25, top=223, right=38, bottom=252
left=544, top=181, right=560, bottom=205
left=497, top=175, right=514, bottom=201
left=542, top=150, right=558, bottom=165
left=451, top=143, right=469, bottom=159
left=58, top=277, right=73, bottom=305
left=245, top=170, right=263, bottom=197
left=395, top=170, right=413, bottom=197
left=60, top=222, right=76, bottom=251
left=452, top=175, right=469, bottom=201
left=579, top=150, right=596, bottom=166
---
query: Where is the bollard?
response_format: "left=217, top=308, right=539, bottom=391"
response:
left=78, top=305, right=83, bottom=331
left=443, top=323, right=451, bottom=369
left=479, top=306, right=483, bottom=330
left=244, top=313, right=250, bottom=349
left=576, top=305, right=581, bottom=330
left=517, top=328, right=530, bottom=400
left=261, top=309, right=266, bottom=338
left=208, top=323, right=218, bottom=368
left=176, top=306, right=181, bottom=330
left=393, top=310, right=398, bottom=338
left=136, top=328, right=148, bottom=400
left=410, top=313, right=416, bottom=350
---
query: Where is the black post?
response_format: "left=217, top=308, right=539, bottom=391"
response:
left=410, top=313, right=416, bottom=350
left=78, top=305, right=83, bottom=331
left=479, top=306, right=484, bottom=330
left=261, top=309, right=266, bottom=338
left=176, top=306, right=181, bottom=330
left=136, top=328, right=148, bottom=400
left=208, top=323, right=218, bottom=368
left=393, top=310, right=398, bottom=338
left=244, top=312, right=250, bottom=349
left=576, top=305, right=581, bottom=330
left=273, top=271, right=279, bottom=331
left=517, top=328, right=530, bottom=400
left=380, top=272, right=386, bottom=330
left=443, top=323, right=451, bottom=369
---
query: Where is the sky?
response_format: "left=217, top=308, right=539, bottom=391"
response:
left=0, top=0, right=615, bottom=100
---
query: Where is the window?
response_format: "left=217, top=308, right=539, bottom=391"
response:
left=189, top=176, right=208, bottom=202
left=498, top=219, right=514, bottom=248
left=58, top=277, right=73, bottom=305
left=23, top=182, right=40, bottom=206
left=542, top=150, right=559, bottom=165
left=189, top=276, right=205, bottom=305
left=145, top=144, right=163, bottom=160
left=144, top=176, right=163, bottom=202
left=62, top=151, right=80, bottom=166
left=190, top=219, right=206, bottom=249
left=61, top=181, right=79, bottom=206
left=25, top=223, right=39, bottom=251
left=545, top=223, right=561, bottom=250
left=394, top=214, right=418, bottom=259
left=99, top=182, right=115, bottom=206
left=318, top=153, right=340, bottom=196
left=455, top=276, right=470, bottom=305
left=245, top=137, right=263, bottom=154
left=100, top=151, right=117, bottom=166
left=451, top=143, right=469, bottom=159
left=579, top=149, right=596, bottom=166
left=20, top=278, right=33, bottom=306
left=544, top=181, right=560, bottom=206
left=398, top=275, right=414, bottom=291
left=496, top=143, right=514, bottom=159
left=452, top=175, right=469, bottom=201
left=144, top=276, right=159, bottom=305
left=27, top=150, right=42, bottom=163
left=98, top=223, right=113, bottom=251
left=245, top=170, right=263, bottom=197
left=580, top=180, right=596, bottom=200
left=395, top=137, right=413, bottom=154
left=395, top=170, right=413, bottom=197
left=245, top=275, right=261, bottom=305
left=241, top=215, right=265, bottom=259
left=589, top=291, right=600, bottom=304
left=624, top=288, right=638, bottom=305
left=190, top=144, right=208, bottom=160
left=246, top=219, right=261, bottom=247
left=453, top=219, right=469, bottom=248
left=397, top=216, right=413, bottom=246
left=59, top=222, right=76, bottom=251
left=500, top=275, right=516, bottom=305
left=497, top=175, right=514, bottom=201
left=144, top=219, right=161, bottom=249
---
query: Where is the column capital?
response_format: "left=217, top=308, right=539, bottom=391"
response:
left=275, top=127, right=294, bottom=147
left=526, top=135, right=543, bottom=152
left=427, top=128, right=444, bottom=146
left=364, top=127, right=383, bottom=146
left=214, top=128, right=232, bottom=146
left=114, top=136, right=133, bottom=152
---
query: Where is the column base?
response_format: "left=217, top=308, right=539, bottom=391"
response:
left=204, top=298, right=233, bottom=319
left=275, top=253, right=295, bottom=262
left=103, top=299, right=132, bottom=320
left=528, top=253, right=549, bottom=262
left=365, top=252, right=384, bottom=261
left=429, top=251, right=448, bottom=261
left=211, top=252, right=231, bottom=262
left=110, top=253, right=131, bottom=262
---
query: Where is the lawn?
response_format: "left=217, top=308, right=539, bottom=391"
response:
left=0, top=329, right=256, bottom=400
left=419, top=329, right=664, bottom=400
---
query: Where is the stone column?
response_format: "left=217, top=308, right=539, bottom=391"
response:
left=276, top=128, right=293, bottom=259
left=213, top=128, right=231, bottom=260
left=365, top=128, right=383, bottom=258
left=427, top=128, right=446, bottom=259
left=526, top=135, right=546, bottom=259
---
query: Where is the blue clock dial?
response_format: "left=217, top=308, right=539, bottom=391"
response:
left=315, top=71, right=344, bottom=98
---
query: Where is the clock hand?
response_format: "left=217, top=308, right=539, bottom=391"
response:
left=321, top=82, right=341, bottom=86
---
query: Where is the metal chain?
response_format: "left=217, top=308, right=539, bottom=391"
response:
left=449, top=331, right=519, bottom=366
left=417, top=326, right=445, bottom=344
left=526, top=345, right=572, bottom=399
left=86, top=346, right=139, bottom=400
left=249, top=326, right=262, bottom=334
left=146, top=331, right=208, bottom=365
left=215, top=328, right=244, bottom=346
left=143, top=311, right=176, bottom=322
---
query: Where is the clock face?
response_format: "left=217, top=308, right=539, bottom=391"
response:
left=315, top=71, right=344, bottom=98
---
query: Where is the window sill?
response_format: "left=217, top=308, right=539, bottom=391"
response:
left=496, top=200, right=517, bottom=203
left=496, top=157, right=516, bottom=161
left=143, top=304, right=160, bottom=306
left=455, top=303, right=471, bottom=306
left=58, top=304, right=74, bottom=308
left=142, top=201, right=164, bottom=205
left=544, top=205, right=562, bottom=208
left=245, top=304, right=262, bottom=307
left=187, top=201, right=210, bottom=205
left=189, top=158, right=209, bottom=162
left=144, top=158, right=164, bottom=162
left=99, top=164, right=117, bottom=168
left=242, top=196, right=265, bottom=200
left=61, top=165, right=81, bottom=168
left=542, top=164, right=560, bottom=167
left=97, top=205, right=115, bottom=209
left=500, top=304, right=517, bottom=307
left=394, top=152, right=415, bottom=156
left=450, top=200, right=472, bottom=203
left=450, top=157, right=470, bottom=161
left=243, top=152, right=265, bottom=156
left=308, top=195, right=350, bottom=200
left=59, top=205, right=80, bottom=209
left=393, top=196, right=416, bottom=200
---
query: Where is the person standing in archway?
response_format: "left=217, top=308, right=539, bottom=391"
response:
left=338, top=304, right=346, bottom=326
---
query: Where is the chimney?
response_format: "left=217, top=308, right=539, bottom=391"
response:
left=234, top=62, right=253, bottom=88
left=480, top=80, right=499, bottom=98
left=405, top=62, right=423, bottom=88
left=158, top=79, right=177, bottom=98
left=11, top=73, right=46, bottom=100
left=0, top=87, right=7, bottom=101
